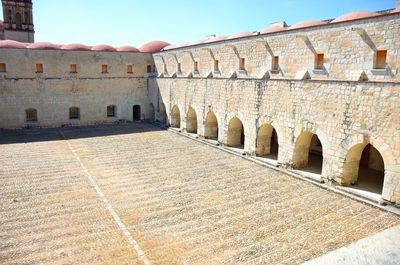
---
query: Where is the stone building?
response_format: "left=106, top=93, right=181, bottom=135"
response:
left=0, top=0, right=400, bottom=205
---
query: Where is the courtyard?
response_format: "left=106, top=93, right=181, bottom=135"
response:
left=0, top=123, right=399, bottom=265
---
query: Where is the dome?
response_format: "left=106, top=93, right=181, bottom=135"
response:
left=0, top=40, right=29, bottom=49
left=204, top=35, right=228, bottom=43
left=259, top=25, right=286, bottom=34
left=228, top=32, right=254, bottom=40
left=61, top=43, right=92, bottom=51
left=139, top=40, right=170, bottom=53
left=331, top=11, right=378, bottom=23
left=189, top=38, right=209, bottom=46
left=27, top=42, right=61, bottom=50
left=162, top=44, right=176, bottom=51
left=174, top=42, right=190, bottom=48
left=116, top=46, right=140, bottom=52
left=91, top=44, right=116, bottom=51
left=290, top=20, right=328, bottom=29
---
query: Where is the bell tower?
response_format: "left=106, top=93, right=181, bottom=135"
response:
left=2, top=0, right=34, bottom=43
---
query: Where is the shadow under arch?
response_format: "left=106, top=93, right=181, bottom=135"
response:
left=227, top=117, right=244, bottom=148
left=171, top=105, right=181, bottom=128
left=256, top=123, right=279, bottom=160
left=204, top=111, right=218, bottom=140
left=293, top=131, right=323, bottom=174
left=343, top=143, right=385, bottom=195
left=186, top=107, right=197, bottom=133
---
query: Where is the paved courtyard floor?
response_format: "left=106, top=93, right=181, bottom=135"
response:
left=0, top=123, right=399, bottom=265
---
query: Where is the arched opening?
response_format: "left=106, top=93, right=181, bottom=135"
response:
left=69, top=107, right=80, bottom=120
left=133, top=105, right=141, bottom=121
left=24, top=11, right=30, bottom=24
left=186, top=107, right=197, bottom=133
left=293, top=131, right=323, bottom=174
left=15, top=13, right=22, bottom=29
left=159, top=103, right=167, bottom=124
left=343, top=143, right=385, bottom=194
left=204, top=111, right=218, bottom=140
left=148, top=103, right=155, bottom=121
left=107, top=105, right=117, bottom=117
left=227, top=117, right=244, bottom=148
left=25, top=108, right=38, bottom=122
left=256, top=124, right=279, bottom=160
left=171, top=105, right=180, bottom=128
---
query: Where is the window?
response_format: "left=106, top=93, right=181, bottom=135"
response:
left=147, top=65, right=152, bottom=73
left=101, top=64, right=108, bottom=73
left=214, top=60, right=219, bottom=72
left=272, top=56, right=279, bottom=72
left=70, top=64, right=77, bottom=73
left=127, top=64, right=133, bottom=74
left=177, top=62, right=182, bottom=73
left=315, top=53, right=324, bottom=69
left=36, top=64, right=43, bottom=73
left=107, top=105, right=116, bottom=117
left=69, top=107, right=80, bottom=120
left=194, top=61, right=199, bottom=72
left=239, top=58, right=245, bottom=71
left=26, top=108, right=38, bottom=122
left=0, top=63, right=6, bottom=73
left=375, top=50, right=387, bottom=69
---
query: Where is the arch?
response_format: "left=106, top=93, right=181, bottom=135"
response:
left=343, top=143, right=385, bottom=194
left=171, top=105, right=181, bottom=128
left=25, top=108, right=37, bottom=122
left=148, top=103, right=155, bottom=121
left=204, top=111, right=218, bottom=140
left=227, top=117, right=244, bottom=147
left=15, top=13, right=22, bottom=29
left=186, top=107, right=197, bottom=133
left=293, top=131, right=323, bottom=174
left=132, top=105, right=141, bottom=121
left=256, top=124, right=279, bottom=159
left=69, top=107, right=80, bottom=120
left=159, top=103, right=167, bottom=124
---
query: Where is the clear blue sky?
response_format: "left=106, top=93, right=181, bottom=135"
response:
left=0, top=0, right=396, bottom=47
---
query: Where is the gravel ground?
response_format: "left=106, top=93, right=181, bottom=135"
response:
left=0, top=123, right=399, bottom=265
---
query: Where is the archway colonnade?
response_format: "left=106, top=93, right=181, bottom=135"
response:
left=152, top=103, right=391, bottom=201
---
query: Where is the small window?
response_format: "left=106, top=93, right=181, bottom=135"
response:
left=177, top=62, right=182, bottom=73
left=315, top=53, right=324, bottom=69
left=0, top=63, right=6, bottom=72
left=36, top=64, right=43, bottom=73
left=101, top=64, right=108, bottom=73
left=147, top=65, right=152, bottom=73
left=272, top=56, right=279, bottom=71
left=194, top=61, right=199, bottom=72
left=127, top=64, right=133, bottom=74
left=214, top=60, right=219, bottom=72
left=239, top=58, right=245, bottom=71
left=69, top=107, right=80, bottom=120
left=70, top=64, right=77, bottom=73
left=26, top=108, right=38, bottom=122
left=107, top=105, right=116, bottom=117
left=375, top=50, right=387, bottom=69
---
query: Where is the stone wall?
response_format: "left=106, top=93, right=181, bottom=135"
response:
left=0, top=48, right=154, bottom=128
left=149, top=77, right=400, bottom=204
left=153, top=13, right=400, bottom=82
